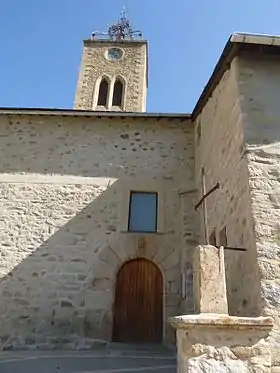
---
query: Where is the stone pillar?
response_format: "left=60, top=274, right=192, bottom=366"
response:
left=193, top=245, right=228, bottom=314
left=170, top=314, right=273, bottom=372
left=169, top=245, right=274, bottom=372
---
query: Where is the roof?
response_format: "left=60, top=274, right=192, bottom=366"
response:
left=0, top=107, right=191, bottom=121
left=192, top=32, right=280, bottom=118
left=2, top=33, right=280, bottom=121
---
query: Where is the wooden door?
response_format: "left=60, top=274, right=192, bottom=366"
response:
left=112, top=258, right=163, bottom=344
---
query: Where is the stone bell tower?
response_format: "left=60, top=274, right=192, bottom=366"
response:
left=74, top=9, right=148, bottom=112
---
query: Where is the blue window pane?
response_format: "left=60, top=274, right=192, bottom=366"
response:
left=128, top=192, right=158, bottom=232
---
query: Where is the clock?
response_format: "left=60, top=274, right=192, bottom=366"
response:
left=106, top=48, right=123, bottom=61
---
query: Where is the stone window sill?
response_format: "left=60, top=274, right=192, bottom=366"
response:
left=120, top=230, right=164, bottom=235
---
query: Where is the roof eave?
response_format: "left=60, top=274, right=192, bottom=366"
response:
left=192, top=32, right=280, bottom=120
left=192, top=37, right=238, bottom=120
left=0, top=107, right=192, bottom=121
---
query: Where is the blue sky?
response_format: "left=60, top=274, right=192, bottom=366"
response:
left=0, top=0, right=280, bottom=113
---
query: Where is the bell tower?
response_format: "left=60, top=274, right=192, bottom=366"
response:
left=74, top=9, right=148, bottom=112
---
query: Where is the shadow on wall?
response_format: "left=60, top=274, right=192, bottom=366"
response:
left=0, top=116, right=194, bottom=348
left=0, top=178, right=181, bottom=349
left=0, top=181, right=133, bottom=348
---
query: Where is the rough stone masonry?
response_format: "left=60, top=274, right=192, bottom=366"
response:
left=193, top=34, right=280, bottom=369
left=170, top=245, right=273, bottom=373
left=0, top=113, right=195, bottom=348
left=1, top=28, right=280, bottom=371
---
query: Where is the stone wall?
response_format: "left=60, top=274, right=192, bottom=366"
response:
left=0, top=113, right=194, bottom=348
left=74, top=40, right=147, bottom=112
left=171, top=314, right=273, bottom=373
left=179, top=190, right=197, bottom=315
left=237, top=51, right=280, bottom=366
left=194, top=57, right=262, bottom=317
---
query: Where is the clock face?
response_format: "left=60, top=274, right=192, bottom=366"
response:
left=107, top=48, right=123, bottom=61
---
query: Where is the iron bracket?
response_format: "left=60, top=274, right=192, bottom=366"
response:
left=195, top=183, right=220, bottom=211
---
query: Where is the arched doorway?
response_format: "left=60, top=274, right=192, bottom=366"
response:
left=112, top=258, right=163, bottom=344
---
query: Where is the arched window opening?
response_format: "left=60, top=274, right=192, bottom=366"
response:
left=112, top=79, right=124, bottom=107
left=97, top=79, right=109, bottom=106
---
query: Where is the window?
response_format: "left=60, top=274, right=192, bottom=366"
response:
left=112, top=79, right=123, bottom=107
left=128, top=192, right=158, bottom=233
left=97, top=79, right=109, bottom=106
left=209, top=229, right=217, bottom=246
left=219, top=226, right=228, bottom=247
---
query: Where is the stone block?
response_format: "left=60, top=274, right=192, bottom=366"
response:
left=186, top=358, right=248, bottom=372
left=90, top=277, right=113, bottom=291
left=91, top=261, right=115, bottom=282
left=160, top=249, right=180, bottom=271
left=271, top=36, right=280, bottom=46
left=243, top=34, right=274, bottom=45
left=193, top=245, right=228, bottom=314
left=170, top=314, right=274, bottom=373
left=85, top=290, right=113, bottom=310
left=231, top=33, right=246, bottom=43
left=98, top=246, right=121, bottom=269
left=165, top=294, right=181, bottom=307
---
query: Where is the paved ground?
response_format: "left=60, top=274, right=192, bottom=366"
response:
left=0, top=349, right=176, bottom=373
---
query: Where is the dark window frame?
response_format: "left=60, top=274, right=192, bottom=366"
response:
left=219, top=226, right=228, bottom=247
left=112, top=79, right=124, bottom=107
left=209, top=229, right=217, bottom=246
left=128, top=191, right=158, bottom=233
left=97, top=78, right=109, bottom=106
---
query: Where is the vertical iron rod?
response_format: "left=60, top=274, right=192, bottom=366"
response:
left=201, top=170, right=209, bottom=245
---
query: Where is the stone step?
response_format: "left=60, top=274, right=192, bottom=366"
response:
left=1, top=335, right=177, bottom=358
left=106, top=342, right=176, bottom=357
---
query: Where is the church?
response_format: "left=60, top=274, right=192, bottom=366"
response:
left=0, top=10, right=280, bottom=364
